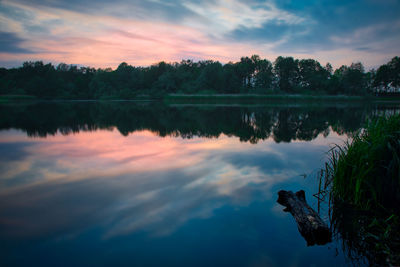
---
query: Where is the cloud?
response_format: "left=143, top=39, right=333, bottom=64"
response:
left=4, top=0, right=199, bottom=23
left=269, top=0, right=400, bottom=53
left=182, top=0, right=304, bottom=36
left=0, top=32, right=33, bottom=53
left=0, top=0, right=399, bottom=68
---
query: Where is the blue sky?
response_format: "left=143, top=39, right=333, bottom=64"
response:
left=0, top=0, right=399, bottom=69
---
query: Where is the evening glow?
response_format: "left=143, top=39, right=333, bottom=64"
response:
left=1, top=0, right=400, bottom=68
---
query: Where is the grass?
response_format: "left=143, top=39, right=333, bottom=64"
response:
left=320, top=114, right=400, bottom=265
left=326, top=115, right=400, bottom=210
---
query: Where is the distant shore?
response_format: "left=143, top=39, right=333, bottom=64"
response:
left=2, top=93, right=400, bottom=104
left=164, top=94, right=400, bottom=103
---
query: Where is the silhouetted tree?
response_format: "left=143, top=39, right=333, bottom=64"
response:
left=334, top=63, right=367, bottom=95
left=1, top=55, right=398, bottom=98
left=298, top=59, right=330, bottom=93
left=253, top=56, right=274, bottom=92
left=373, top=56, right=400, bottom=93
left=274, top=56, right=299, bottom=93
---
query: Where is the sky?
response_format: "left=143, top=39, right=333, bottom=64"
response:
left=0, top=0, right=399, bottom=69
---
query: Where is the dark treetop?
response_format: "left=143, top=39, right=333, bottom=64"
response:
left=0, top=56, right=399, bottom=99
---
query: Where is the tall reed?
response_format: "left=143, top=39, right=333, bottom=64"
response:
left=321, top=114, right=400, bottom=265
left=327, top=114, right=400, bottom=212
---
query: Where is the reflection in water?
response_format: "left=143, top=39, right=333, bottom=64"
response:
left=1, top=101, right=397, bottom=141
left=0, top=102, right=397, bottom=266
left=0, top=130, right=334, bottom=237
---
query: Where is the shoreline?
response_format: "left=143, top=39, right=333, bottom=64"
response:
left=2, top=94, right=400, bottom=104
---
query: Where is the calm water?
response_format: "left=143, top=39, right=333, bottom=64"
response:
left=0, top=102, right=397, bottom=266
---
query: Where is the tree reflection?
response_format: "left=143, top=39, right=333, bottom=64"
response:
left=0, top=102, right=397, bottom=143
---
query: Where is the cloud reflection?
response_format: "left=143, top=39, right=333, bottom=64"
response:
left=0, top=129, right=346, bottom=240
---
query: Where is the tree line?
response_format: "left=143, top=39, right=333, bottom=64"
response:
left=0, top=55, right=399, bottom=99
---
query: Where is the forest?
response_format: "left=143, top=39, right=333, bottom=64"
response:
left=0, top=55, right=399, bottom=99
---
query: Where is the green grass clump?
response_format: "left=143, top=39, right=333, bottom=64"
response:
left=326, top=114, right=400, bottom=211
left=322, top=114, right=400, bottom=265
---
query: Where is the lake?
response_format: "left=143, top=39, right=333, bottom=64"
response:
left=0, top=101, right=398, bottom=266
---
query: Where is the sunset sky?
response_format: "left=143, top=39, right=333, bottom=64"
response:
left=1, top=0, right=399, bottom=69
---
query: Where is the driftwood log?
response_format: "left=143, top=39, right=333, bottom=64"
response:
left=277, top=190, right=331, bottom=246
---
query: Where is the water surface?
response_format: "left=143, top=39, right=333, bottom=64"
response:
left=0, top=102, right=397, bottom=266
